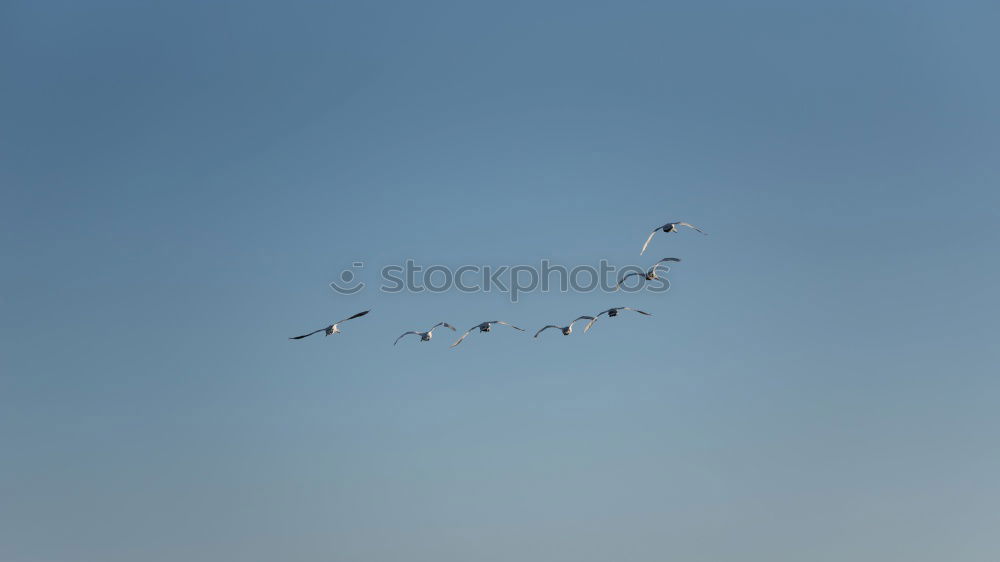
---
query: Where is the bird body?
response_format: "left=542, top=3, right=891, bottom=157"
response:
left=534, top=316, right=595, bottom=338
left=394, top=322, right=457, bottom=345
left=584, top=307, right=651, bottom=332
left=615, top=258, right=680, bottom=290
left=290, top=310, right=371, bottom=340
left=451, top=321, right=525, bottom=348
left=640, top=222, right=706, bottom=255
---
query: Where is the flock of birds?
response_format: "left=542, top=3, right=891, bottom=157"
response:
left=290, top=220, right=706, bottom=348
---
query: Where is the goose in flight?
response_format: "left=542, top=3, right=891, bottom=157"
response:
left=534, top=316, right=596, bottom=338
left=640, top=222, right=706, bottom=255
left=394, top=322, right=457, bottom=346
left=290, top=310, right=370, bottom=340
left=615, top=258, right=680, bottom=290
left=451, top=321, right=525, bottom=348
left=584, top=307, right=651, bottom=332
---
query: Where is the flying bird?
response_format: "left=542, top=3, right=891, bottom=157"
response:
left=584, top=307, right=651, bottom=332
left=534, top=316, right=596, bottom=338
left=451, top=321, right=525, bottom=348
left=640, top=222, right=706, bottom=255
left=615, top=258, right=680, bottom=290
left=394, top=322, right=457, bottom=345
left=289, top=310, right=370, bottom=340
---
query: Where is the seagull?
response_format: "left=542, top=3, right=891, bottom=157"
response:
left=289, top=310, right=371, bottom=340
left=584, top=307, right=651, bottom=332
left=615, top=258, right=680, bottom=290
left=451, top=321, right=525, bottom=348
left=534, top=316, right=596, bottom=338
left=394, top=322, right=457, bottom=346
left=640, top=222, right=706, bottom=255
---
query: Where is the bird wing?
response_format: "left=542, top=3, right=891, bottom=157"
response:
left=615, top=272, right=642, bottom=289
left=289, top=327, right=327, bottom=340
left=429, top=322, right=457, bottom=333
left=569, top=316, right=595, bottom=329
left=534, top=325, right=560, bottom=338
left=584, top=311, right=611, bottom=332
left=335, top=310, right=370, bottom=325
left=393, top=331, right=419, bottom=346
left=639, top=228, right=659, bottom=255
left=651, top=257, right=680, bottom=275
left=450, top=329, right=475, bottom=348
left=494, top=321, right=525, bottom=331
left=677, top=222, right=706, bottom=234
left=621, top=307, right=652, bottom=316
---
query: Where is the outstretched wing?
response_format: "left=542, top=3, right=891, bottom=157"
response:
left=534, top=325, right=561, bottom=338
left=615, top=272, right=643, bottom=290
left=621, top=307, right=652, bottom=316
left=289, top=327, right=326, bottom=340
left=450, top=329, right=475, bottom=348
left=394, top=331, right=419, bottom=346
left=639, top=228, right=660, bottom=255
left=584, top=311, right=611, bottom=332
left=651, top=257, right=681, bottom=275
left=677, top=222, right=706, bottom=234
left=568, top=316, right=595, bottom=330
left=336, top=310, right=370, bottom=325
left=430, top=322, right=457, bottom=332
left=494, top=321, right=525, bottom=331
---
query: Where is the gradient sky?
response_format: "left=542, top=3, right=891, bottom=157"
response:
left=3, top=1, right=999, bottom=561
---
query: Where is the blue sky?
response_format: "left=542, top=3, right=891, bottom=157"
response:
left=2, top=1, right=999, bottom=560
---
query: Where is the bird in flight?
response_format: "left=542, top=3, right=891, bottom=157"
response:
left=640, top=222, right=706, bottom=255
left=584, top=307, right=651, bottom=332
left=615, top=258, right=680, bottom=290
left=394, top=322, right=457, bottom=346
left=451, top=321, right=525, bottom=348
left=289, top=310, right=370, bottom=340
left=534, top=316, right=596, bottom=338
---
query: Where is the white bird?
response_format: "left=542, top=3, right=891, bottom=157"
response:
left=615, top=258, right=680, bottom=290
left=583, top=307, right=651, bottom=332
left=640, top=222, right=706, bottom=255
left=534, top=316, right=595, bottom=338
left=394, top=322, right=457, bottom=346
left=290, top=310, right=370, bottom=340
left=451, top=321, right=525, bottom=348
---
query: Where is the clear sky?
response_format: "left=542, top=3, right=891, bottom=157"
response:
left=2, top=1, right=999, bottom=560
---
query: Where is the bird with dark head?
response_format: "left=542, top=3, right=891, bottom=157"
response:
left=534, top=316, right=596, bottom=338
left=615, top=258, right=680, bottom=290
left=451, top=321, right=525, bottom=348
left=584, top=307, right=651, bottom=331
left=289, top=310, right=371, bottom=340
left=394, top=322, right=457, bottom=346
left=640, top=222, right=706, bottom=255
